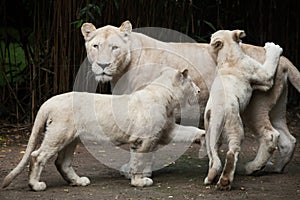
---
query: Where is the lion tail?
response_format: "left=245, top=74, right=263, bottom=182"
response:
left=284, top=57, right=300, bottom=92
left=2, top=107, right=48, bottom=188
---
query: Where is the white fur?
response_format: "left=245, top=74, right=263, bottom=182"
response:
left=80, top=21, right=297, bottom=177
left=204, top=30, right=282, bottom=190
left=2, top=67, right=205, bottom=191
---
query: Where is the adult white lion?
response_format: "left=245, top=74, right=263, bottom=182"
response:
left=80, top=21, right=298, bottom=175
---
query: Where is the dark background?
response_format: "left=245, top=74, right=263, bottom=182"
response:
left=1, top=0, right=299, bottom=123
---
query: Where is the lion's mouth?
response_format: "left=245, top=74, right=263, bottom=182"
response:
left=95, top=70, right=112, bottom=75
left=94, top=73, right=113, bottom=83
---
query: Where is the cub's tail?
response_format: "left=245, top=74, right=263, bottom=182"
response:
left=2, top=107, right=48, bottom=188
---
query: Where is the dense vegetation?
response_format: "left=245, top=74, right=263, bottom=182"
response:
left=1, top=0, right=299, bottom=123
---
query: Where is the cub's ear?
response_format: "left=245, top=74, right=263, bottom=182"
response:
left=81, top=23, right=96, bottom=40
left=232, top=30, right=246, bottom=43
left=175, top=69, right=188, bottom=83
left=210, top=38, right=223, bottom=51
left=181, top=69, right=189, bottom=78
left=120, top=20, right=132, bottom=36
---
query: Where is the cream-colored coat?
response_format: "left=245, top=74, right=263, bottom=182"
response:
left=204, top=30, right=282, bottom=190
left=2, top=68, right=205, bottom=191
left=80, top=21, right=297, bottom=176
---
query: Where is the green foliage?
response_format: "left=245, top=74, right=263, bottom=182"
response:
left=73, top=0, right=107, bottom=26
left=0, top=41, right=26, bottom=87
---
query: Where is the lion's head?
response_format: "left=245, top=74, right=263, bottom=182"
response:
left=81, top=21, right=132, bottom=83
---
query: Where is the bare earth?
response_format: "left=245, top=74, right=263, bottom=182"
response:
left=0, top=109, right=299, bottom=200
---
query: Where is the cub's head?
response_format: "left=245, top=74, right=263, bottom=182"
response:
left=81, top=21, right=132, bottom=82
left=158, top=68, right=200, bottom=107
left=210, top=30, right=246, bottom=54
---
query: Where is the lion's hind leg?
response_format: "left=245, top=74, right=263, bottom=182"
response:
left=29, top=145, right=59, bottom=191
left=268, top=92, right=296, bottom=173
left=268, top=123, right=296, bottom=173
left=244, top=124, right=280, bottom=175
left=203, top=104, right=226, bottom=186
left=29, top=128, right=79, bottom=191
left=203, top=129, right=222, bottom=186
left=243, top=98, right=281, bottom=175
left=55, top=138, right=90, bottom=187
left=216, top=115, right=244, bottom=191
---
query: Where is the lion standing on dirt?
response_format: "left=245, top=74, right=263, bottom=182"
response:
left=2, top=67, right=205, bottom=191
left=203, top=30, right=282, bottom=190
left=79, top=21, right=297, bottom=176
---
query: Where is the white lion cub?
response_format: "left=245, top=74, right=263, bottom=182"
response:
left=2, top=67, right=205, bottom=191
left=204, top=30, right=282, bottom=190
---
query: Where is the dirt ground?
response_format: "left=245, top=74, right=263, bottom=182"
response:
left=0, top=109, right=300, bottom=200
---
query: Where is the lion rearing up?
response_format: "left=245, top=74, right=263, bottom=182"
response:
left=204, top=30, right=282, bottom=190
left=2, top=67, right=205, bottom=191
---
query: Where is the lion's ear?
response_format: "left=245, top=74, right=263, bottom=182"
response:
left=174, top=69, right=188, bottom=83
left=120, top=20, right=132, bottom=35
left=181, top=69, right=189, bottom=78
left=232, top=30, right=246, bottom=43
left=210, top=38, right=223, bottom=51
left=81, top=23, right=96, bottom=40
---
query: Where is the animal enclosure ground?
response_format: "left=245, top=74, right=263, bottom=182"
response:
left=0, top=109, right=300, bottom=200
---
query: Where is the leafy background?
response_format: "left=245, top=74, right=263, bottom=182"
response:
left=1, top=0, right=299, bottom=123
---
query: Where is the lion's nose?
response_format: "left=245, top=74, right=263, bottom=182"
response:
left=97, top=63, right=111, bottom=69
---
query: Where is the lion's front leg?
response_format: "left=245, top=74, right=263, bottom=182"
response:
left=129, top=139, right=156, bottom=187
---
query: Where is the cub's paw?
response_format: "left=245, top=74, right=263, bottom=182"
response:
left=204, top=168, right=219, bottom=185
left=264, top=42, right=283, bottom=56
left=244, top=161, right=268, bottom=175
left=71, top=177, right=90, bottom=186
left=131, top=177, right=153, bottom=187
left=264, top=42, right=275, bottom=49
left=30, top=181, right=47, bottom=191
left=216, top=176, right=232, bottom=190
left=244, top=162, right=257, bottom=175
left=216, top=177, right=232, bottom=191
left=204, top=177, right=212, bottom=185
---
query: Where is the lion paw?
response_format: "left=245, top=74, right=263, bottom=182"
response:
left=204, top=177, right=212, bottom=185
left=264, top=42, right=283, bottom=57
left=30, top=181, right=47, bottom=191
left=204, top=168, right=218, bottom=185
left=71, top=177, right=90, bottom=186
left=244, top=162, right=266, bottom=175
left=244, top=162, right=256, bottom=175
left=131, top=177, right=153, bottom=187
left=78, top=177, right=90, bottom=186
left=216, top=177, right=231, bottom=191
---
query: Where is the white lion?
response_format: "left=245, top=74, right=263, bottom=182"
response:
left=78, top=21, right=298, bottom=176
left=204, top=30, right=282, bottom=190
left=2, top=67, right=205, bottom=191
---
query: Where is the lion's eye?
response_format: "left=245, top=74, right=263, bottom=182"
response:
left=93, top=44, right=99, bottom=49
left=112, top=46, right=119, bottom=51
